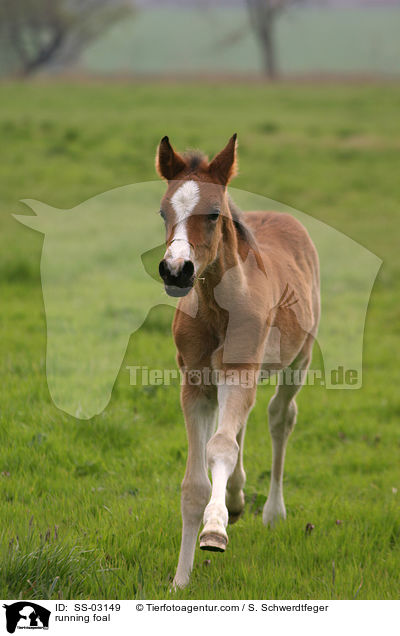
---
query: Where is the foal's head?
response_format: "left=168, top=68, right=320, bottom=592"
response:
left=156, top=134, right=237, bottom=297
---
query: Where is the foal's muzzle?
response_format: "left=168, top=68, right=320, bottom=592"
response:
left=159, top=258, right=195, bottom=297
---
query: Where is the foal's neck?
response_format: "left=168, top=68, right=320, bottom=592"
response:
left=196, top=211, right=243, bottom=318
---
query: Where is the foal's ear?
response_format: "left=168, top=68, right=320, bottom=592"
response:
left=208, top=134, right=238, bottom=185
left=156, top=136, right=186, bottom=181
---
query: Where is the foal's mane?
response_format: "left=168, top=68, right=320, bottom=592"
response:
left=228, top=196, right=266, bottom=274
left=228, top=196, right=257, bottom=250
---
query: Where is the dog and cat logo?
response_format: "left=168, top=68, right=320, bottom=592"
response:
left=2, top=603, right=50, bottom=633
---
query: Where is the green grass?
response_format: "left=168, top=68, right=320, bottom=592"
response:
left=0, top=81, right=399, bottom=600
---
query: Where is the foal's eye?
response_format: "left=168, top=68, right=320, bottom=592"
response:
left=159, top=209, right=166, bottom=220
left=208, top=209, right=220, bottom=222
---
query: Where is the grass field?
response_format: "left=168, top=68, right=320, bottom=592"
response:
left=0, top=81, right=399, bottom=600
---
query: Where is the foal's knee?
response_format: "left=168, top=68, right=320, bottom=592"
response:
left=206, top=432, right=239, bottom=474
left=268, top=396, right=297, bottom=439
left=181, top=475, right=211, bottom=521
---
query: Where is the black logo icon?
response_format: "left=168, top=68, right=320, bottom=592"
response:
left=2, top=602, right=50, bottom=633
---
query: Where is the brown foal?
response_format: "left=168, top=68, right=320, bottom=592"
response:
left=156, top=134, right=320, bottom=588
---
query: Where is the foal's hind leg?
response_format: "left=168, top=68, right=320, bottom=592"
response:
left=226, top=424, right=247, bottom=524
left=263, top=342, right=312, bottom=527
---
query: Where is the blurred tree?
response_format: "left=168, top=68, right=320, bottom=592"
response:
left=246, top=0, right=302, bottom=78
left=0, top=0, right=133, bottom=76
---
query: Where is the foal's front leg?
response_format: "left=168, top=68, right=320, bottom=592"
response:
left=200, top=383, right=256, bottom=551
left=173, top=387, right=217, bottom=589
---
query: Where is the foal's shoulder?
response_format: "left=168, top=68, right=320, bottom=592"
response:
left=243, top=210, right=319, bottom=282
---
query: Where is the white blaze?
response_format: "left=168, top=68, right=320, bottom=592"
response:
left=165, top=180, right=200, bottom=270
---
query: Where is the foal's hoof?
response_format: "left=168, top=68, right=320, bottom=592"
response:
left=199, top=532, right=227, bottom=552
left=228, top=509, right=244, bottom=525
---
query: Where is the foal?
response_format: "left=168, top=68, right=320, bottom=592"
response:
left=156, top=135, right=320, bottom=588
